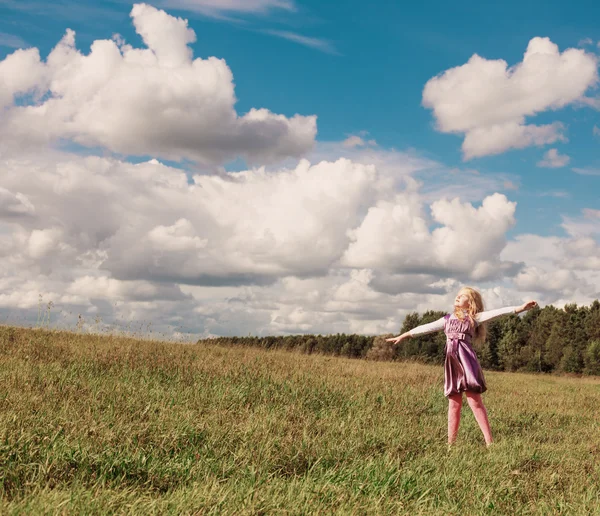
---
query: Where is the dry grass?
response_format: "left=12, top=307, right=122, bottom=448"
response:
left=1, top=325, right=600, bottom=514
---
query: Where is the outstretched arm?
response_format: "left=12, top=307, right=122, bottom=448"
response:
left=475, top=300, right=537, bottom=325
left=385, top=316, right=445, bottom=344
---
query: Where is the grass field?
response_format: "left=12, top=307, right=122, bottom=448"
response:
left=1, top=326, right=600, bottom=514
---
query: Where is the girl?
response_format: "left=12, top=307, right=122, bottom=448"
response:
left=386, top=287, right=537, bottom=446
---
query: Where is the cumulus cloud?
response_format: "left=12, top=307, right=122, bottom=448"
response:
left=562, top=208, right=600, bottom=238
left=501, top=214, right=600, bottom=306
left=514, top=266, right=580, bottom=293
left=422, top=37, right=598, bottom=159
left=342, top=135, right=377, bottom=148
left=0, top=5, right=596, bottom=337
left=68, top=276, right=189, bottom=302
left=342, top=192, right=519, bottom=281
left=0, top=3, right=316, bottom=165
left=0, top=150, right=380, bottom=285
left=0, top=187, right=35, bottom=218
left=537, top=148, right=570, bottom=168
left=101, top=157, right=379, bottom=285
left=0, top=143, right=536, bottom=336
left=0, top=47, right=47, bottom=109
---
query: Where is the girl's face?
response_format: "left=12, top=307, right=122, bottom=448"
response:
left=454, top=291, right=470, bottom=309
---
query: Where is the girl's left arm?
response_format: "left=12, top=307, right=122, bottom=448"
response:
left=474, top=301, right=537, bottom=325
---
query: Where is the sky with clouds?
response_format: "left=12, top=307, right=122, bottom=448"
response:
left=0, top=0, right=599, bottom=338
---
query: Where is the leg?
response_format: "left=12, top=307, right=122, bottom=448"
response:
left=465, top=392, right=493, bottom=445
left=447, top=393, right=463, bottom=445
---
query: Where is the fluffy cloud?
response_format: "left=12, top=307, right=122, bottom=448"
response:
left=342, top=135, right=377, bottom=148
left=0, top=3, right=316, bottom=165
left=0, top=5, right=596, bottom=337
left=0, top=144, right=533, bottom=336
left=0, top=149, right=378, bottom=283
left=103, top=158, right=379, bottom=285
left=537, top=148, right=571, bottom=168
left=341, top=192, right=519, bottom=281
left=561, top=208, right=600, bottom=238
left=501, top=214, right=600, bottom=305
left=422, top=37, right=598, bottom=159
left=0, top=187, right=35, bottom=218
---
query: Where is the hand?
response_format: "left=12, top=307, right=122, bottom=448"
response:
left=517, top=300, right=537, bottom=313
left=386, top=334, right=406, bottom=344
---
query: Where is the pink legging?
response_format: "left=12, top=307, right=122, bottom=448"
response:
left=447, top=392, right=493, bottom=445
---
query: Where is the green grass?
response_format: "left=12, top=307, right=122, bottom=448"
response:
left=1, top=326, right=600, bottom=514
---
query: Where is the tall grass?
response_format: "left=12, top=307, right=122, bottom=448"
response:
left=1, top=325, right=599, bottom=514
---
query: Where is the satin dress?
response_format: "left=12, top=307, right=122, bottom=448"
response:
left=406, top=306, right=518, bottom=397
left=442, top=314, right=486, bottom=397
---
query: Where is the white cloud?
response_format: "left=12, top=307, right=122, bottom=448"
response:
left=161, top=0, right=295, bottom=16
left=0, top=32, right=27, bottom=49
left=342, top=193, right=519, bottom=281
left=422, top=37, right=598, bottom=159
left=514, top=266, right=580, bottom=293
left=0, top=187, right=35, bottom=217
left=262, top=30, right=339, bottom=55
left=593, top=125, right=600, bottom=137
left=538, top=190, right=570, bottom=198
left=342, top=135, right=377, bottom=148
left=103, top=157, right=379, bottom=285
left=562, top=208, right=600, bottom=238
left=0, top=151, right=380, bottom=285
left=28, top=228, right=64, bottom=259
left=0, top=3, right=316, bottom=165
left=148, top=219, right=208, bottom=252
left=1, top=6, right=597, bottom=337
left=0, top=47, right=47, bottom=109
left=537, top=148, right=570, bottom=168
left=68, top=276, right=188, bottom=302
left=572, top=167, right=600, bottom=176
left=0, top=143, right=536, bottom=336
left=501, top=218, right=600, bottom=306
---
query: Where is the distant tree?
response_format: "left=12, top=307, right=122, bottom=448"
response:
left=561, top=304, right=587, bottom=373
left=523, top=306, right=555, bottom=372
left=585, top=300, right=600, bottom=343
left=414, top=310, right=447, bottom=363
left=366, top=335, right=395, bottom=361
left=544, top=311, right=569, bottom=370
left=497, top=313, right=527, bottom=371
left=395, top=312, right=421, bottom=360
left=480, top=320, right=502, bottom=370
left=584, top=340, right=600, bottom=376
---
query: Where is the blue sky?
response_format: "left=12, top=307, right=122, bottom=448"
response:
left=0, top=0, right=599, bottom=336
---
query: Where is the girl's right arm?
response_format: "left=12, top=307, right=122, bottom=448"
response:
left=385, top=316, right=446, bottom=344
left=474, top=301, right=537, bottom=325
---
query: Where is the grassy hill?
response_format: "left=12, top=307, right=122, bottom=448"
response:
left=1, top=325, right=599, bottom=514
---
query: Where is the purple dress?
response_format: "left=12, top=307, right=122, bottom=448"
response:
left=406, top=306, right=519, bottom=398
left=443, top=314, right=486, bottom=397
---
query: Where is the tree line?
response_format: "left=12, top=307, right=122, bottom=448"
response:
left=197, top=300, right=600, bottom=376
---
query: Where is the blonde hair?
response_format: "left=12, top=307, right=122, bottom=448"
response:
left=454, top=287, right=486, bottom=343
